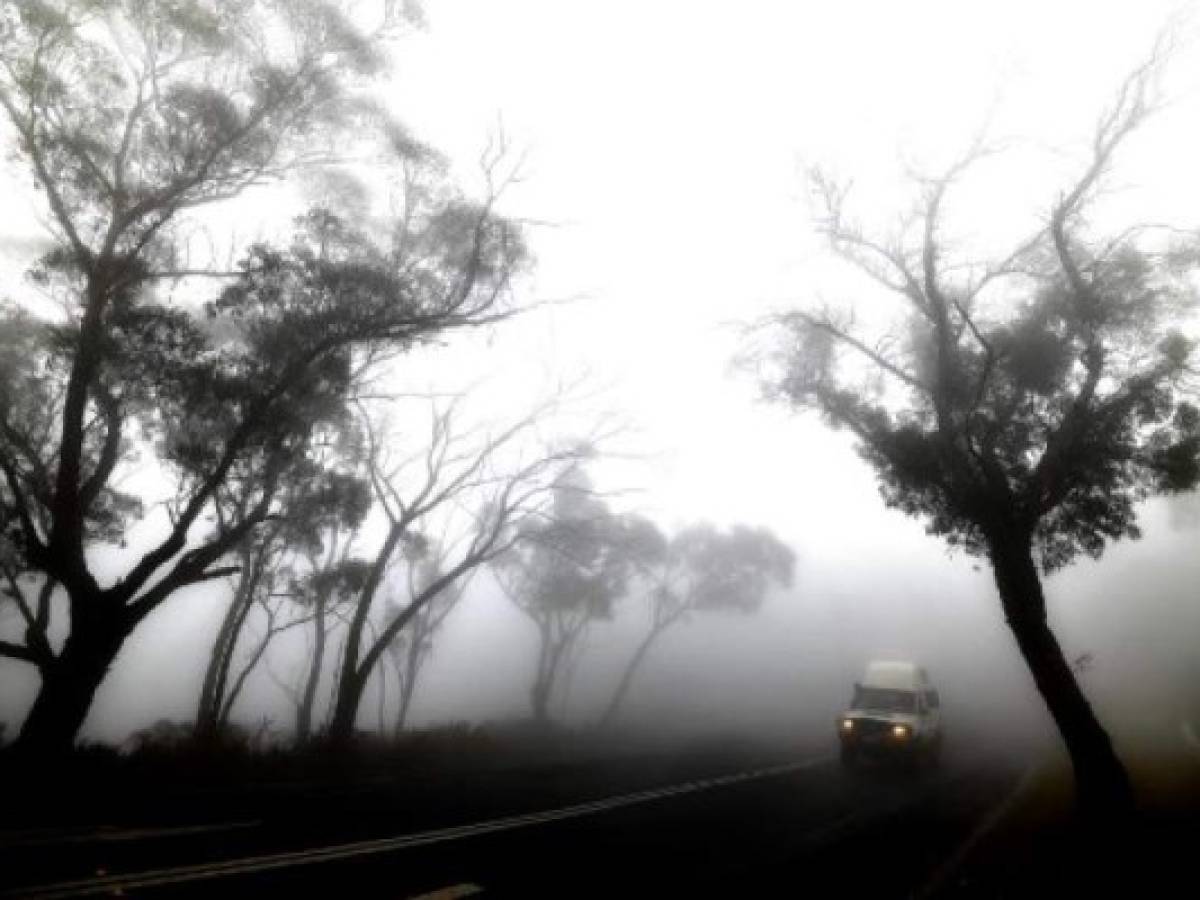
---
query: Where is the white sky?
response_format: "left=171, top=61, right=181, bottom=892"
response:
left=384, top=0, right=1200, bottom=532
left=369, top=0, right=1200, bottom=735
left=5, top=0, right=1200, bottom=740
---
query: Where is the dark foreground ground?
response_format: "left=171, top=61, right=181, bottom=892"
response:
left=1, top=729, right=1196, bottom=898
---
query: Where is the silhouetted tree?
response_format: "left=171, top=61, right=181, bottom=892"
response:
left=1, top=308, right=68, bottom=679
left=291, top=543, right=371, bottom=743
left=756, top=52, right=1199, bottom=816
left=325, top=400, right=589, bottom=741
left=383, top=539, right=468, bottom=734
left=599, top=523, right=795, bottom=727
left=195, top=455, right=370, bottom=739
left=258, top=545, right=367, bottom=744
left=0, top=0, right=528, bottom=754
left=494, top=470, right=637, bottom=724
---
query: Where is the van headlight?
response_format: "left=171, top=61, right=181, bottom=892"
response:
left=840, top=718, right=854, bottom=732
left=891, top=724, right=910, bottom=739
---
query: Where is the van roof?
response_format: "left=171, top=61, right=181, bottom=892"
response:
left=862, top=660, right=929, bottom=690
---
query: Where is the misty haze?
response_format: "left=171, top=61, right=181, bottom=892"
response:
left=2, top=1, right=1200, bottom=897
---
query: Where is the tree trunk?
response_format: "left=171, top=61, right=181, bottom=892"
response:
left=327, top=547, right=488, bottom=743
left=530, top=676, right=551, bottom=725
left=196, top=576, right=255, bottom=738
left=393, top=631, right=423, bottom=737
left=375, top=661, right=388, bottom=733
left=530, top=629, right=571, bottom=725
left=14, top=596, right=127, bottom=755
left=394, top=664, right=418, bottom=736
left=599, top=624, right=666, bottom=729
left=327, top=672, right=364, bottom=742
left=217, top=616, right=278, bottom=729
left=296, top=598, right=327, bottom=743
left=988, top=530, right=1134, bottom=819
left=332, top=527, right=404, bottom=740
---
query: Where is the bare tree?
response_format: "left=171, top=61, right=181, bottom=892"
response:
left=291, top=540, right=371, bottom=743
left=325, top=399, right=591, bottom=742
left=0, top=1, right=533, bottom=754
left=598, top=523, right=795, bottom=728
left=211, top=592, right=317, bottom=734
left=195, top=453, right=370, bottom=738
left=754, top=45, right=1199, bottom=816
left=261, top=558, right=362, bottom=746
left=194, top=522, right=284, bottom=739
left=383, top=539, right=469, bottom=734
left=493, top=469, right=635, bottom=725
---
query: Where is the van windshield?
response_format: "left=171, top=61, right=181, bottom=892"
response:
left=852, top=686, right=916, bottom=713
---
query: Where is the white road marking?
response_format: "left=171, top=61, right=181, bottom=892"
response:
left=4, top=756, right=833, bottom=899
left=407, top=884, right=484, bottom=899
left=912, top=763, right=1038, bottom=899
left=789, top=768, right=976, bottom=854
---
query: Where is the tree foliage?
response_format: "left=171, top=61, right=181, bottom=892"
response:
left=598, top=522, right=794, bottom=726
left=761, top=81, right=1199, bottom=572
left=0, top=0, right=528, bottom=751
left=494, top=468, right=643, bottom=722
left=754, top=48, right=1195, bottom=813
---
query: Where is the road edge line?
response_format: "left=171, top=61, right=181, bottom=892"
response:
left=912, top=762, right=1040, bottom=899
left=5, top=755, right=832, bottom=899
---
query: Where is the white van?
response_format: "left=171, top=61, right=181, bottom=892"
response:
left=837, top=660, right=942, bottom=768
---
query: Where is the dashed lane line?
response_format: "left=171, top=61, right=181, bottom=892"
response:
left=406, top=884, right=484, bottom=899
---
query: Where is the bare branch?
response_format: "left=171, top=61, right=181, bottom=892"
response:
left=777, top=310, right=929, bottom=393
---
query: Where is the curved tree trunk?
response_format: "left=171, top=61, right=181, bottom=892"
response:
left=14, top=592, right=128, bottom=755
left=196, top=573, right=256, bottom=738
left=988, top=530, right=1133, bottom=819
left=217, top=617, right=277, bottom=729
left=326, top=529, right=405, bottom=745
left=328, top=550, right=492, bottom=743
left=599, top=624, right=666, bottom=729
left=296, top=598, right=327, bottom=743
left=530, top=677, right=551, bottom=725
left=530, top=623, right=569, bottom=725
left=327, top=672, right=365, bottom=740
left=394, top=662, right=419, bottom=736
left=392, top=629, right=424, bottom=736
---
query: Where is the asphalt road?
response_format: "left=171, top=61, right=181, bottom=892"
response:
left=1, top=746, right=1026, bottom=898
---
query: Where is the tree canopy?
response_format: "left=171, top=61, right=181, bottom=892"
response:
left=762, top=82, right=1199, bottom=572
left=754, top=50, right=1198, bottom=815
left=0, top=0, right=529, bottom=752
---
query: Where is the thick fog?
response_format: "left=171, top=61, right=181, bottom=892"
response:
left=2, top=0, right=1200, bottom=768
left=7, top=439, right=1199, bottom=762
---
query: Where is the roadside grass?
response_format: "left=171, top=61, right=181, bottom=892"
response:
left=932, top=736, right=1200, bottom=896
left=0, top=718, right=810, bottom=835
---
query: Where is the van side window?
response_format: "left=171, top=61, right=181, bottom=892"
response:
left=926, top=690, right=940, bottom=709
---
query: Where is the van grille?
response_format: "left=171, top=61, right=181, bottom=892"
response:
left=852, top=718, right=892, bottom=739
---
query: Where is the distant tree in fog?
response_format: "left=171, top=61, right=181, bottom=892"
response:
left=383, top=540, right=469, bottom=734
left=0, top=0, right=530, bottom=754
left=599, top=523, right=795, bottom=728
left=494, top=469, right=637, bottom=725
left=324, top=400, right=591, bottom=742
left=754, top=47, right=1199, bottom=816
